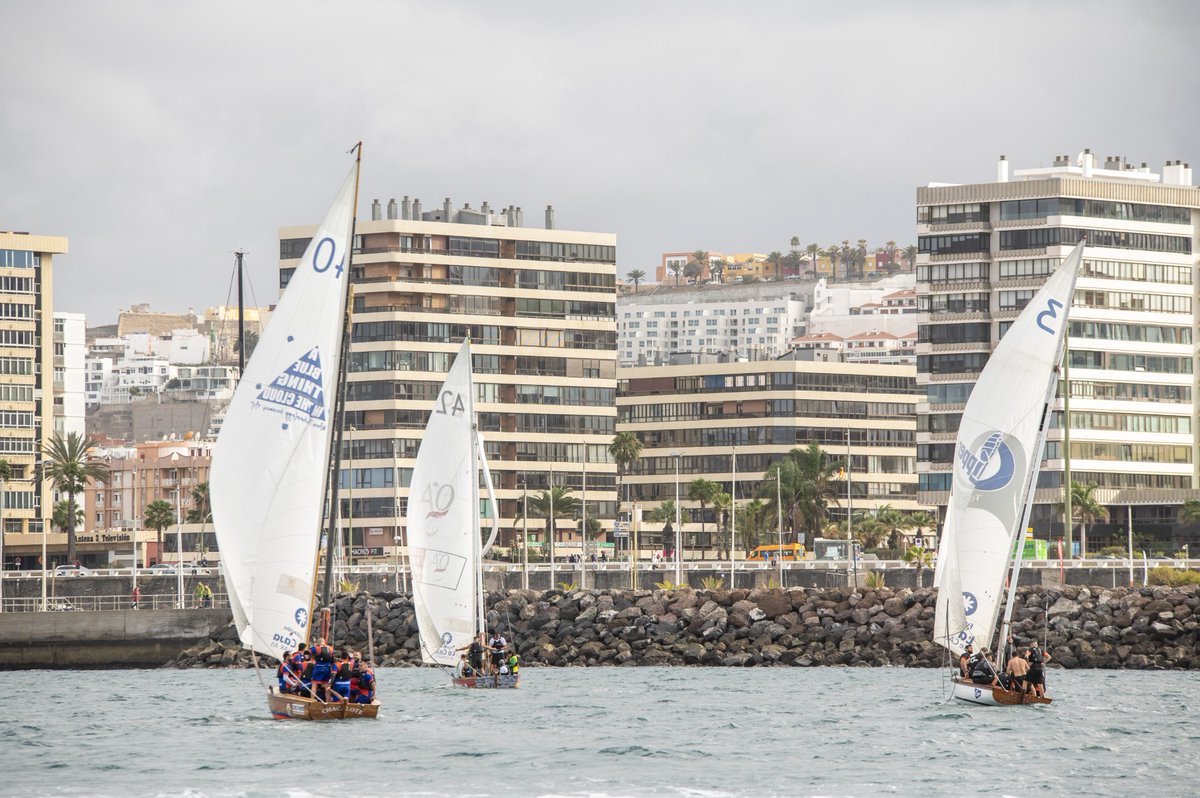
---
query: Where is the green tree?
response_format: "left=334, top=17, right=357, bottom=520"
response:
left=1179, top=499, right=1200, bottom=525
left=515, top=485, right=580, bottom=549
left=805, top=243, right=820, bottom=276
left=625, top=269, right=646, bottom=294
left=825, top=244, right=840, bottom=279
left=908, top=511, right=937, bottom=547
left=764, top=444, right=843, bottom=544
left=186, top=482, right=212, bottom=524
left=43, top=432, right=111, bottom=563
left=647, top=499, right=677, bottom=554
left=683, top=260, right=703, bottom=283
left=855, top=238, right=868, bottom=278
left=668, top=261, right=684, bottom=286
left=852, top=513, right=888, bottom=549
left=904, top=545, right=934, bottom=586
left=903, top=244, right=918, bottom=271
left=710, top=259, right=727, bottom=283
left=608, top=432, right=643, bottom=520
left=1061, top=481, right=1109, bottom=558
left=687, top=478, right=721, bottom=556
left=143, top=499, right=175, bottom=563
left=735, top=498, right=770, bottom=554
left=0, top=458, right=11, bottom=545
left=689, top=250, right=710, bottom=282
left=53, top=499, right=84, bottom=533
left=876, top=504, right=915, bottom=552
left=767, top=250, right=784, bottom=281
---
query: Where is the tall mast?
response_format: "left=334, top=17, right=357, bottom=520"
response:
left=235, top=250, right=246, bottom=374
left=320, top=142, right=362, bottom=609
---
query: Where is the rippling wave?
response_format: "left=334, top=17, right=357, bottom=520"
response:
left=1, top=668, right=1196, bottom=797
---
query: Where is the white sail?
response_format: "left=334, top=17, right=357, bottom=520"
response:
left=933, top=242, right=1084, bottom=655
left=408, top=339, right=480, bottom=666
left=210, top=164, right=357, bottom=660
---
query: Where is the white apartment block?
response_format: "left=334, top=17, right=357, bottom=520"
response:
left=916, top=151, right=1200, bottom=548
left=53, top=312, right=86, bottom=439
left=618, top=284, right=811, bottom=365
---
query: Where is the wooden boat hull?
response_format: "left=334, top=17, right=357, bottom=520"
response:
left=267, top=691, right=380, bottom=720
left=952, top=676, right=1051, bottom=706
left=452, top=673, right=520, bottom=689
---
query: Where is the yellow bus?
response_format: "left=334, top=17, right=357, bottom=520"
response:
left=747, top=543, right=806, bottom=561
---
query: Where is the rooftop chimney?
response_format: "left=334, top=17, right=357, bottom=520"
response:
left=443, top=197, right=452, bottom=222
left=386, top=198, right=398, bottom=220
left=371, top=199, right=382, bottom=221
left=401, top=195, right=411, bottom=220
left=997, top=155, right=1009, bottom=183
left=545, top=204, right=556, bottom=229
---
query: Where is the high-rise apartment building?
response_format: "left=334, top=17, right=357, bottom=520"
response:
left=619, top=358, right=921, bottom=551
left=53, top=311, right=86, bottom=439
left=279, top=197, right=618, bottom=557
left=0, top=232, right=62, bottom=547
left=916, top=153, right=1200, bottom=547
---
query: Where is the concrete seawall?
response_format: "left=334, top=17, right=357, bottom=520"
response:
left=0, top=608, right=232, bottom=669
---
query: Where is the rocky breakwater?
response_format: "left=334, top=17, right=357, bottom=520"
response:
left=166, top=583, right=1200, bottom=669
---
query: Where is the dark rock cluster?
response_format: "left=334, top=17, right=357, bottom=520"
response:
left=166, top=583, right=1200, bottom=670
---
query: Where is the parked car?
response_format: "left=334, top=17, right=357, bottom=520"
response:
left=149, top=562, right=212, bottom=575
left=47, top=599, right=78, bottom=611
left=53, top=564, right=94, bottom=577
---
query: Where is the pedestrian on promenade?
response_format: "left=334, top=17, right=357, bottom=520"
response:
left=131, top=586, right=141, bottom=610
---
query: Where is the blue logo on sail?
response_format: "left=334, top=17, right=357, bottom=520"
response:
left=962, top=592, right=978, bottom=616
left=257, top=347, right=326, bottom=425
left=957, top=432, right=1015, bottom=491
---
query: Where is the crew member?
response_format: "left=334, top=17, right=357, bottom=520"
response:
left=507, top=652, right=519, bottom=677
left=958, top=644, right=973, bottom=679
left=354, top=666, right=376, bottom=703
left=277, top=652, right=297, bottom=694
left=1027, top=645, right=1051, bottom=698
left=310, top=637, right=334, bottom=700
left=488, top=630, right=508, bottom=672
left=1005, top=648, right=1030, bottom=694
left=332, top=653, right=353, bottom=701
left=969, top=647, right=1000, bottom=687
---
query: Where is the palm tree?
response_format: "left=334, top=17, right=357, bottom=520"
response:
left=735, top=498, right=769, bottom=554
left=788, top=444, right=843, bottom=543
left=53, top=499, right=84, bottom=533
left=908, top=510, right=937, bottom=547
left=711, top=490, right=732, bottom=560
left=710, top=259, right=727, bottom=284
left=668, top=261, right=684, bottom=286
left=43, top=432, right=111, bottom=563
left=689, top=250, right=710, bottom=282
left=852, top=513, right=888, bottom=549
left=625, top=269, right=646, bottom=294
left=0, top=458, right=11, bottom=550
left=855, top=239, right=868, bottom=278
left=646, top=499, right=677, bottom=554
left=825, top=244, right=840, bottom=279
left=687, top=478, right=721, bottom=557
left=904, top=545, right=934, bottom=586
left=1061, top=481, right=1109, bottom=558
left=186, top=482, right=212, bottom=524
left=805, top=243, right=820, bottom=277
left=515, top=485, right=580, bottom=550
left=1179, top=499, right=1200, bottom=525
left=876, top=504, right=915, bottom=552
left=143, top=499, right=175, bottom=564
left=767, top=251, right=784, bottom=281
left=903, top=244, right=918, bottom=271
left=608, top=432, right=643, bottom=520
left=883, top=240, right=899, bottom=273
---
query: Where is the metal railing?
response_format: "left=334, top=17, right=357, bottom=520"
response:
left=0, top=592, right=230, bottom=613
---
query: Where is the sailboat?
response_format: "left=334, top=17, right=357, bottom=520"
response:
left=407, top=338, right=517, bottom=688
left=932, top=241, right=1086, bottom=706
left=210, top=150, right=379, bottom=719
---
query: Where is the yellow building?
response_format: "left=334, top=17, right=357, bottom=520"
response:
left=0, top=232, right=64, bottom=552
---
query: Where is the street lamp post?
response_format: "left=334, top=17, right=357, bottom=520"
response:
left=672, top=451, right=682, bottom=586
left=522, top=479, right=529, bottom=591
left=392, top=438, right=404, bottom=594
left=548, top=465, right=555, bottom=590
left=846, top=428, right=857, bottom=589
left=171, top=452, right=183, bottom=609
left=730, top=445, right=737, bottom=590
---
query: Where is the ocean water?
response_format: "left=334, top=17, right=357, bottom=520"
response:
left=3, top=667, right=1195, bottom=798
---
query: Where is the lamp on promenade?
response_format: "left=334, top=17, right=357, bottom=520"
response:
left=671, top=451, right=682, bottom=586
left=730, top=445, right=736, bottom=590
left=171, top=452, right=183, bottom=608
left=392, top=438, right=404, bottom=594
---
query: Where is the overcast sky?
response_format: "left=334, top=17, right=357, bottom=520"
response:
left=3, top=1, right=1197, bottom=325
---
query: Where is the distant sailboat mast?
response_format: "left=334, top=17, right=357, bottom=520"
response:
left=319, top=144, right=363, bottom=612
